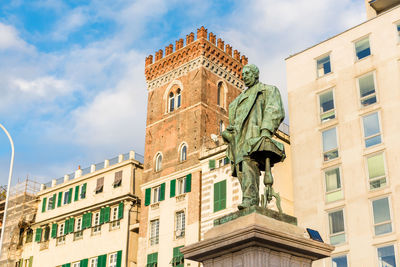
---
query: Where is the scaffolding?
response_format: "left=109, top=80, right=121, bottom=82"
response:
left=0, top=179, right=40, bottom=267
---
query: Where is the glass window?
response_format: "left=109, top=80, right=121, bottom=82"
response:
left=72, top=262, right=80, bottom=267
left=58, top=223, right=64, bottom=237
left=155, top=153, right=162, bottom=172
left=367, top=153, right=386, bottom=190
left=372, top=197, right=392, bottom=235
left=175, top=211, right=185, bottom=238
left=217, top=82, right=224, bottom=106
left=89, top=258, right=98, bottom=267
left=169, top=92, right=175, bottom=112
left=319, top=90, right=335, bottom=122
left=328, top=210, right=345, bottom=245
left=152, top=185, right=161, bottom=203
left=76, top=217, right=82, bottom=231
left=176, top=89, right=181, bottom=108
left=219, top=120, right=225, bottom=134
left=177, top=177, right=186, bottom=195
left=358, top=73, right=377, bottom=106
left=109, top=252, right=117, bottom=267
left=355, top=37, right=371, bottom=60
left=150, top=219, right=160, bottom=245
left=325, top=168, right=343, bottom=202
left=332, top=255, right=348, bottom=267
left=180, top=145, right=187, bottom=162
left=322, top=128, right=339, bottom=161
left=47, top=195, right=54, bottom=210
left=63, top=191, right=69, bottom=205
left=111, top=206, right=119, bottom=221
left=317, top=54, right=331, bottom=77
left=363, top=112, right=381, bottom=147
left=377, top=245, right=396, bottom=267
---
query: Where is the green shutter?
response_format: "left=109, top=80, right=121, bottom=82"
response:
left=214, top=180, right=226, bottom=212
left=35, top=228, right=42, bottom=242
left=74, top=185, right=80, bottom=201
left=58, top=192, right=63, bottom=207
left=68, top=218, right=75, bottom=233
left=51, top=223, right=58, bottom=238
left=118, top=202, right=124, bottom=219
left=80, top=259, right=88, bottom=267
left=65, top=264, right=71, bottom=267
left=98, top=254, right=107, bottom=267
left=41, top=197, right=47, bottom=213
left=185, top=174, right=192, bottom=193
left=83, top=213, right=92, bottom=229
left=81, top=183, right=87, bottom=199
left=52, top=194, right=56, bottom=209
left=28, top=256, right=33, bottom=267
left=209, top=159, right=216, bottom=169
left=87, top=212, right=92, bottom=228
left=104, top=207, right=110, bottom=223
left=100, top=208, right=105, bottom=225
left=160, top=183, right=165, bottom=201
left=147, top=252, right=158, bottom=265
left=116, top=250, right=122, bottom=267
left=145, top=188, right=151, bottom=206
left=19, top=259, right=23, bottom=267
left=82, top=214, right=88, bottom=229
left=64, top=220, right=69, bottom=235
left=68, top=188, right=73, bottom=203
left=213, top=182, right=219, bottom=212
left=220, top=180, right=226, bottom=210
left=170, top=179, right=176, bottom=198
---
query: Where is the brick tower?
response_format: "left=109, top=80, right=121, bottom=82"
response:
left=139, top=26, right=247, bottom=266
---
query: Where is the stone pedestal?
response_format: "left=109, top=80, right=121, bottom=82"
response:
left=181, top=207, right=334, bottom=267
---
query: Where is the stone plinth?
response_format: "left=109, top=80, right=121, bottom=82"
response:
left=181, top=209, right=334, bottom=267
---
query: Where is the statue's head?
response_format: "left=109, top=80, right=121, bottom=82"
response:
left=242, top=64, right=259, bottom=88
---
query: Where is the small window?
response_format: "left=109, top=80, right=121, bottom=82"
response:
left=316, top=54, right=331, bottom=77
left=322, top=128, right=339, bottom=161
left=367, top=153, right=386, bottom=190
left=372, top=197, right=392, bottom=235
left=95, top=177, right=104, bottom=194
left=177, top=178, right=186, bottom=195
left=219, top=120, right=225, bottom=134
left=109, top=252, right=118, bottom=267
left=363, top=112, right=381, bottom=148
left=72, top=262, right=80, bottom=267
left=155, top=153, right=162, bottom=172
left=80, top=183, right=87, bottom=199
left=328, top=209, right=345, bottom=245
left=111, top=206, right=121, bottom=229
left=76, top=217, right=82, bottom=231
left=93, top=212, right=101, bottom=233
left=150, top=219, right=160, bottom=245
left=43, top=225, right=50, bottom=241
left=325, top=167, right=343, bottom=202
left=169, top=92, right=175, bottom=112
left=175, top=211, right=185, bottom=238
left=319, top=90, right=335, bottom=122
left=355, top=37, right=371, bottom=60
left=176, top=89, right=181, bottom=108
left=63, top=191, right=69, bottom=205
left=358, top=72, right=377, bottom=107
left=47, top=195, right=54, bottom=210
left=332, top=255, right=348, bottom=267
left=89, top=258, right=98, bottom=267
left=152, top=185, right=161, bottom=203
left=58, top=223, right=64, bottom=237
left=113, top=170, right=123, bottom=188
left=217, top=82, right=224, bottom=107
left=214, top=180, right=227, bottom=212
left=377, top=245, right=396, bottom=266
left=26, top=228, right=33, bottom=243
left=180, top=144, right=187, bottom=162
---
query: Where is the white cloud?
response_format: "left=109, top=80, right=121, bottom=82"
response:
left=13, top=76, right=72, bottom=97
left=51, top=7, right=89, bottom=41
left=0, top=22, right=31, bottom=51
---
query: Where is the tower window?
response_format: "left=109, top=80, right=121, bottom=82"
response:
left=169, top=92, right=175, bottom=112
left=217, top=82, right=224, bottom=107
left=176, top=89, right=181, bottom=108
left=155, top=153, right=162, bottom=172
left=219, top=120, right=225, bottom=134
left=180, top=144, right=187, bottom=162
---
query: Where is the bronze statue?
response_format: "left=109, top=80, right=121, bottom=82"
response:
left=222, top=64, right=285, bottom=211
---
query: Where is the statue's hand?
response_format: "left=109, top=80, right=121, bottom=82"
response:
left=222, top=125, right=235, bottom=143
left=261, top=129, right=272, bottom=138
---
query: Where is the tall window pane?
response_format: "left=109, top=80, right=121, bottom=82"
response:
left=176, top=89, right=181, bottom=108
left=317, top=55, right=331, bottom=77
left=372, top=197, right=392, bottom=235
left=358, top=73, right=377, bottom=106
left=363, top=112, right=381, bottom=147
left=150, top=219, right=159, bottom=245
left=319, top=90, right=335, bottom=122
left=328, top=210, right=345, bottom=245
left=377, top=245, right=396, bottom=267
left=169, top=92, right=175, bottom=112
left=332, top=255, right=348, bottom=267
left=355, top=37, right=371, bottom=60
left=367, top=153, right=386, bottom=189
left=325, top=168, right=343, bottom=202
left=322, top=128, right=338, bottom=161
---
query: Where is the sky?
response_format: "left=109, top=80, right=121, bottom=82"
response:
left=0, top=0, right=366, bottom=187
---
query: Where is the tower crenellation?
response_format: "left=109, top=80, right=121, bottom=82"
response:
left=144, top=26, right=247, bottom=83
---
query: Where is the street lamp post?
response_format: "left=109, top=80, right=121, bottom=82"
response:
left=0, top=123, right=15, bottom=257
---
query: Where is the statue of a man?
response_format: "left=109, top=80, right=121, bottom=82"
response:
left=222, top=64, right=285, bottom=210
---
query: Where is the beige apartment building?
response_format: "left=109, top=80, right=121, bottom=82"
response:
left=12, top=151, right=143, bottom=267
left=286, top=1, right=400, bottom=266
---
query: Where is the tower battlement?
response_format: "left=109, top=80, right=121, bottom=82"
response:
left=145, top=26, right=248, bottom=82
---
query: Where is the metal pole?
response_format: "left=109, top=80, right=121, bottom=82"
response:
left=0, top=123, right=15, bottom=257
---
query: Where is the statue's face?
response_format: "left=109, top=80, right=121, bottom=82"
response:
left=243, top=67, right=257, bottom=87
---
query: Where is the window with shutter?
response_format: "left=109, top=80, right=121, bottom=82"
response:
left=58, top=192, right=63, bottom=207
left=118, top=202, right=124, bottom=219
left=160, top=183, right=165, bottom=201
left=35, top=228, right=42, bottom=242
left=68, top=188, right=73, bottom=203
left=113, top=171, right=123, bottom=188
left=170, top=179, right=176, bottom=198
left=74, top=185, right=80, bottom=201
left=145, top=188, right=151, bottom=206
left=81, top=183, right=87, bottom=199
left=104, top=207, right=110, bottom=223
left=41, top=197, right=47, bottom=213
left=95, top=178, right=104, bottom=194
left=209, top=160, right=216, bottom=170
left=51, top=223, right=58, bottom=238
left=214, top=180, right=226, bottom=212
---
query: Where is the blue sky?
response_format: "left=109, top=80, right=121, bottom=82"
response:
left=0, top=0, right=365, bottom=186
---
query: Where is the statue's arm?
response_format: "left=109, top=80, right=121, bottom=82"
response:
left=261, top=86, right=285, bottom=136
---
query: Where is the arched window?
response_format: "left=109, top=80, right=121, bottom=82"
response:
left=155, top=153, right=162, bottom=172
left=219, top=120, right=225, bottom=134
left=169, top=92, right=175, bottom=112
left=217, top=82, right=224, bottom=107
left=176, top=88, right=181, bottom=108
left=180, top=144, right=187, bottom=162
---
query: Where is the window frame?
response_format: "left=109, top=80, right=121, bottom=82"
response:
left=331, top=254, right=348, bottom=267
left=318, top=88, right=336, bottom=123
left=179, top=143, right=187, bottom=162
left=47, top=195, right=54, bottom=210
left=327, top=208, right=346, bottom=246
left=357, top=71, right=378, bottom=108
left=92, top=211, right=101, bottom=234
left=108, top=252, right=118, bottom=267
left=361, top=111, right=382, bottom=148
left=321, top=127, right=339, bottom=162
left=354, top=35, right=371, bottom=61
left=63, top=190, right=70, bottom=205
left=155, top=152, right=162, bottom=172
left=175, top=210, right=186, bottom=239
left=376, top=244, right=397, bottom=267
left=323, top=166, right=343, bottom=203
left=149, top=218, right=160, bottom=246
left=365, top=151, right=387, bottom=190
left=316, top=53, right=332, bottom=78
left=371, top=196, right=393, bottom=236
left=176, top=88, right=181, bottom=109
left=152, top=185, right=161, bottom=203
left=89, top=257, right=98, bottom=267
left=169, top=92, right=175, bottom=112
